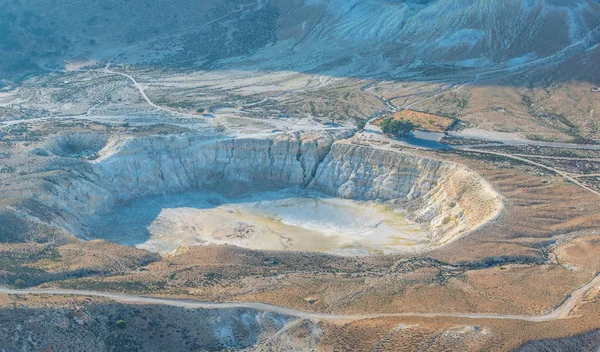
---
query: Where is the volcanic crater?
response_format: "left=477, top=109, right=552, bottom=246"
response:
left=16, top=130, right=503, bottom=256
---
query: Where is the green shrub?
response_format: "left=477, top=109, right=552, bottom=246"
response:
left=115, top=320, right=126, bottom=329
left=14, top=279, right=25, bottom=288
left=355, top=118, right=367, bottom=130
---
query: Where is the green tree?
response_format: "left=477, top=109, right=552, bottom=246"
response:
left=14, top=279, right=25, bottom=288
left=355, top=118, right=366, bottom=130
left=115, top=320, right=126, bottom=329
left=379, top=118, right=415, bottom=137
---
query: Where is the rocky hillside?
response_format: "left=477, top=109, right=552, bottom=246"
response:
left=0, top=299, right=291, bottom=351
left=1, top=0, right=599, bottom=78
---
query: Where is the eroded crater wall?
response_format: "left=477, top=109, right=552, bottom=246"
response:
left=310, top=143, right=502, bottom=246
left=14, top=131, right=502, bottom=250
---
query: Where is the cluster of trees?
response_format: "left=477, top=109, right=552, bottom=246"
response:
left=379, top=117, right=416, bottom=137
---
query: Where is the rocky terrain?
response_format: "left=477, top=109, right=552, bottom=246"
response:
left=1, top=119, right=600, bottom=351
left=0, top=295, right=292, bottom=351
left=2, top=0, right=599, bottom=78
left=1, top=0, right=600, bottom=351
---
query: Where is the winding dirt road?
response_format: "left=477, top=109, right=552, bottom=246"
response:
left=102, top=65, right=233, bottom=132
left=1, top=273, right=598, bottom=322
left=102, top=65, right=197, bottom=119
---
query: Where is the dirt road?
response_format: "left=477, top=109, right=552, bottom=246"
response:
left=459, top=148, right=600, bottom=198
left=1, top=273, right=598, bottom=323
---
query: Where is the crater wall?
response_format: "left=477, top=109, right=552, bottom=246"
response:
left=11, top=131, right=503, bottom=250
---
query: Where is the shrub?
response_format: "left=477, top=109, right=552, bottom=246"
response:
left=115, top=320, right=126, bottom=329
left=355, top=118, right=367, bottom=131
left=14, top=279, right=25, bottom=288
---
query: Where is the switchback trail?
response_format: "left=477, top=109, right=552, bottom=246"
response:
left=1, top=273, right=598, bottom=323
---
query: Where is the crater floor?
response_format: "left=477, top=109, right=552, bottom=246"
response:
left=87, top=190, right=428, bottom=256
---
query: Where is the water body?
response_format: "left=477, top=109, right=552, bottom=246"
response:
left=87, top=190, right=429, bottom=256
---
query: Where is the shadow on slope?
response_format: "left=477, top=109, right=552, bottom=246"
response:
left=1, top=0, right=599, bottom=85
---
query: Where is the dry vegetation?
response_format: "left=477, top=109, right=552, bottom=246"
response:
left=2, top=291, right=600, bottom=351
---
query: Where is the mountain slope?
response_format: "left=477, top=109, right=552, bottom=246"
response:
left=0, top=0, right=599, bottom=78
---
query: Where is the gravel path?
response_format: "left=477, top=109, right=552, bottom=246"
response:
left=1, top=273, right=598, bottom=322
